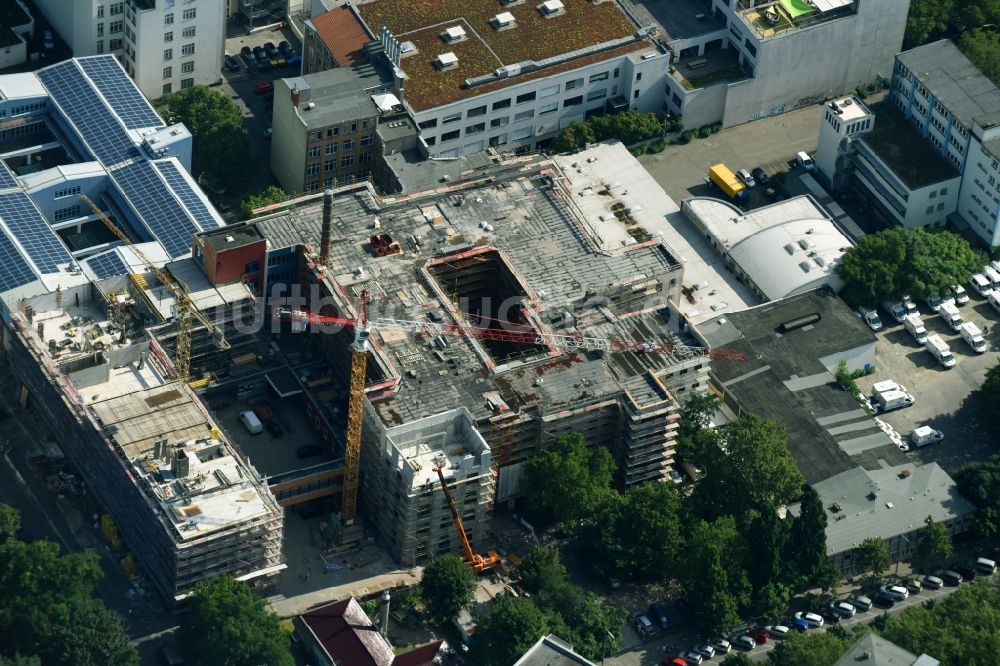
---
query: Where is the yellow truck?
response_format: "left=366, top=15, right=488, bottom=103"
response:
left=708, top=163, right=749, bottom=204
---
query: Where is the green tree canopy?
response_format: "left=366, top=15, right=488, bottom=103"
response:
left=579, top=482, right=684, bottom=581
left=676, top=392, right=722, bottom=461
left=765, top=630, right=850, bottom=666
left=0, top=505, right=138, bottom=666
left=678, top=517, right=750, bottom=634
left=979, top=362, right=1000, bottom=427
left=954, top=452, right=1000, bottom=540
left=0, top=504, right=20, bottom=541
left=588, top=110, right=664, bottom=145
left=881, top=580, right=1000, bottom=664
left=904, top=0, right=956, bottom=47
left=837, top=227, right=985, bottom=305
left=788, top=484, right=830, bottom=585
left=419, top=554, right=476, bottom=621
left=519, top=432, right=614, bottom=524
left=690, top=414, right=804, bottom=523
left=721, top=654, right=754, bottom=666
left=916, top=515, right=953, bottom=563
left=239, top=185, right=290, bottom=220
left=855, top=537, right=890, bottom=584
left=181, top=575, right=292, bottom=666
left=518, top=548, right=567, bottom=595
left=470, top=596, right=552, bottom=666
left=551, top=121, right=595, bottom=153
left=156, top=86, right=254, bottom=191
left=960, top=29, right=1000, bottom=85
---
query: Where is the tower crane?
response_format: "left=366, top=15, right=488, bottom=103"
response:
left=434, top=465, right=501, bottom=574
left=80, top=195, right=229, bottom=381
left=273, top=293, right=745, bottom=532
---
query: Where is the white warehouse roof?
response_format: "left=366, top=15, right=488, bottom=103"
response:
left=682, top=196, right=853, bottom=302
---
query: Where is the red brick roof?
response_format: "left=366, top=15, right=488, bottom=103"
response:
left=311, top=6, right=371, bottom=66
left=300, top=598, right=445, bottom=666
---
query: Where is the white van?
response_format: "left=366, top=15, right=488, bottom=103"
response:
left=796, top=151, right=815, bottom=171
left=985, top=266, right=1000, bottom=290
left=976, top=557, right=996, bottom=575
left=970, top=273, right=993, bottom=297
left=240, top=410, right=263, bottom=434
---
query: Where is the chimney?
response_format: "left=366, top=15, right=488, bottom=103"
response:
left=378, top=590, right=391, bottom=638
left=320, top=189, right=334, bottom=263
left=173, top=448, right=190, bottom=478
left=291, top=86, right=300, bottom=107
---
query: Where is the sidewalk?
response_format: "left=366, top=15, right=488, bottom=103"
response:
left=268, top=566, right=423, bottom=618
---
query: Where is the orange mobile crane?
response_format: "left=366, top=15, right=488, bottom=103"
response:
left=434, top=465, right=501, bottom=574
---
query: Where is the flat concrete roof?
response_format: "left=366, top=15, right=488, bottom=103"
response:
left=862, top=102, right=960, bottom=190
left=705, top=289, right=907, bottom=484
left=897, top=39, right=1000, bottom=130
left=281, top=63, right=390, bottom=129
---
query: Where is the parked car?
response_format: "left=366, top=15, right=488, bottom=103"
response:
left=680, top=652, right=703, bottom=666
left=735, top=635, right=756, bottom=651
left=286, top=54, right=302, bottom=68
left=937, top=569, right=963, bottom=586
left=879, top=585, right=909, bottom=601
left=746, top=628, right=769, bottom=644
left=664, top=658, right=687, bottom=666
left=951, top=563, right=977, bottom=581
left=918, top=574, right=944, bottom=590
left=634, top=614, right=654, bottom=637
left=694, top=644, right=716, bottom=659
left=254, top=81, right=274, bottom=95
left=43, top=30, right=54, bottom=50
left=850, top=594, right=873, bottom=611
left=240, top=46, right=255, bottom=64
left=976, top=557, right=997, bottom=575
left=790, top=618, right=810, bottom=632
left=794, top=612, right=824, bottom=628
left=819, top=609, right=841, bottom=624
left=951, top=284, right=970, bottom=305
left=751, top=167, right=770, bottom=186
left=768, top=624, right=791, bottom=638
left=224, top=54, right=240, bottom=72
left=265, top=43, right=285, bottom=66
left=711, top=639, right=731, bottom=655
left=873, top=593, right=896, bottom=609
left=904, top=577, right=922, bottom=593
left=265, top=420, right=284, bottom=437
left=736, top=168, right=756, bottom=187
left=795, top=151, right=815, bottom=170
left=831, top=601, right=856, bottom=618
left=296, top=444, right=323, bottom=459
left=924, top=294, right=946, bottom=312
left=649, top=602, right=670, bottom=630
left=278, top=40, right=294, bottom=58
left=856, top=305, right=882, bottom=331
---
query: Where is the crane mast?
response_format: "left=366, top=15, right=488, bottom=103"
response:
left=341, top=291, right=370, bottom=524
left=434, top=466, right=500, bottom=573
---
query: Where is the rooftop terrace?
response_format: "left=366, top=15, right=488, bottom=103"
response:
left=862, top=103, right=959, bottom=190
left=356, top=0, right=646, bottom=109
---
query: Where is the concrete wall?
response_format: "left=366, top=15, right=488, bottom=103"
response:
left=668, top=77, right=730, bottom=129
left=959, top=129, right=1000, bottom=247
left=271, top=79, right=307, bottom=193
left=34, top=0, right=96, bottom=57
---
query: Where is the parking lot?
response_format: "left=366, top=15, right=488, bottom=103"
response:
left=855, top=293, right=1000, bottom=473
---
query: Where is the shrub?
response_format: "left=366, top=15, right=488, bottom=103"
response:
left=648, top=139, right=667, bottom=153
left=697, top=125, right=712, bottom=138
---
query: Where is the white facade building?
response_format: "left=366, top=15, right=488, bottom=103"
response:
left=815, top=41, right=1000, bottom=246
left=33, top=0, right=225, bottom=100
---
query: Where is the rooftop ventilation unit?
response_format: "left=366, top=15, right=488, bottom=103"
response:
left=539, top=0, right=565, bottom=15
left=494, top=63, right=522, bottom=78
left=442, top=25, right=467, bottom=42
left=798, top=260, right=812, bottom=273
left=492, top=11, right=516, bottom=28
left=435, top=52, right=459, bottom=70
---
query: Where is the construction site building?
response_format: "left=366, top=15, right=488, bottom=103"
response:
left=239, top=142, right=745, bottom=563
left=360, top=407, right=493, bottom=566
left=0, top=278, right=285, bottom=601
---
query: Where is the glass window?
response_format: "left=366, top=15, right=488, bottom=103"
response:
left=183, top=26, right=195, bottom=39
left=492, top=98, right=511, bottom=110
left=565, top=78, right=584, bottom=90
left=162, top=66, right=172, bottom=79
left=308, top=146, right=320, bottom=158
left=181, top=61, right=193, bottom=73
left=512, top=126, right=532, bottom=140
left=441, top=129, right=460, bottom=142
left=586, top=88, right=607, bottom=102
left=326, top=143, right=338, bottom=155
left=539, top=102, right=558, bottom=115
left=418, top=118, right=438, bottom=129
left=514, top=109, right=534, bottom=121
left=180, top=78, right=193, bottom=89
left=343, top=138, right=355, bottom=150
left=341, top=155, right=354, bottom=167
left=164, top=13, right=173, bottom=25
left=564, top=95, right=583, bottom=107
left=589, top=71, right=609, bottom=83
left=442, top=112, right=462, bottom=125
left=181, top=43, right=195, bottom=56
left=163, top=49, right=172, bottom=61
left=490, top=117, right=509, bottom=128
left=465, top=122, right=486, bottom=135
left=541, top=84, right=560, bottom=97
left=182, top=8, right=196, bottom=20
left=162, top=83, right=172, bottom=95
left=516, top=91, right=536, bottom=104
left=467, top=105, right=487, bottom=117
left=163, top=31, right=172, bottom=42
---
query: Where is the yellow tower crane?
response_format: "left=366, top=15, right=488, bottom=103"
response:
left=80, top=195, right=228, bottom=381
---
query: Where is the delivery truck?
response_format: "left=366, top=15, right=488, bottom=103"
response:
left=708, top=163, right=749, bottom=204
left=903, top=313, right=927, bottom=344
left=960, top=321, right=986, bottom=353
left=939, top=301, right=963, bottom=332
left=925, top=334, right=956, bottom=369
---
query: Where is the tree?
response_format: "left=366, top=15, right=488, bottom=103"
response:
left=676, top=392, right=721, bottom=461
left=788, top=485, right=830, bottom=585
left=182, top=575, right=292, bottom=666
left=979, top=362, right=1000, bottom=426
left=721, top=654, right=754, bottom=666
left=0, top=657, right=40, bottom=666
left=470, top=596, right=552, bottom=666
left=578, top=482, right=684, bottom=581
left=916, top=515, right=953, bottom=563
left=766, top=630, right=849, bottom=666
left=837, top=228, right=985, bottom=305
left=519, top=433, right=614, bottom=524
left=588, top=110, right=664, bottom=145
left=239, top=185, right=290, bottom=219
left=854, top=537, right=890, bottom=585
left=904, top=0, right=956, bottom=47
left=419, top=555, right=477, bottom=621
left=814, top=563, right=843, bottom=594
left=960, top=29, right=1000, bottom=86
left=519, top=548, right=566, bottom=595
left=678, top=518, right=750, bottom=635
left=155, top=86, right=254, bottom=191
left=881, top=580, right=1000, bottom=664
left=690, top=414, right=804, bottom=523
left=550, top=121, right=595, bottom=153
left=0, top=509, right=138, bottom=666
left=0, top=504, right=20, bottom=541
left=954, top=453, right=1000, bottom=540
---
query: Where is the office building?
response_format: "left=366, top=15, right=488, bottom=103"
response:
left=33, top=0, right=225, bottom=99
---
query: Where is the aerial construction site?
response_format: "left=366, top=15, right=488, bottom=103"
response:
left=2, top=142, right=745, bottom=597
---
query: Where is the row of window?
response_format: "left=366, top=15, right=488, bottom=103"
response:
left=308, top=121, right=367, bottom=142
left=163, top=43, right=196, bottom=60
left=305, top=153, right=373, bottom=174
left=164, top=8, right=197, bottom=25
left=162, top=62, right=195, bottom=78
left=163, top=27, right=196, bottom=42
left=0, top=101, right=46, bottom=118
left=305, top=170, right=371, bottom=192
left=306, top=135, right=372, bottom=158
left=161, top=80, right=194, bottom=95
left=53, top=185, right=82, bottom=199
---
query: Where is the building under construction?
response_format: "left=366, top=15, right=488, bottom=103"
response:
left=235, top=142, right=736, bottom=564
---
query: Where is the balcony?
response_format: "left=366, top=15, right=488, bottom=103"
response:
left=671, top=48, right=748, bottom=91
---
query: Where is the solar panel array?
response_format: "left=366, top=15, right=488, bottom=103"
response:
left=154, top=162, right=223, bottom=231
left=112, top=161, right=203, bottom=257
left=79, top=57, right=163, bottom=130
left=0, top=193, right=73, bottom=274
left=84, top=250, right=128, bottom=279
left=0, top=162, right=18, bottom=191
left=37, top=61, right=137, bottom=166
left=0, top=229, right=39, bottom=292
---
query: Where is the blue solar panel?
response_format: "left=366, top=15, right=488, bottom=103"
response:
left=0, top=192, right=72, bottom=274
left=85, top=250, right=128, bottom=279
left=111, top=161, right=201, bottom=258
left=0, top=229, right=38, bottom=292
left=38, top=61, right=138, bottom=166
left=79, top=57, right=163, bottom=130
left=154, top=162, right=224, bottom=231
left=0, top=163, right=18, bottom=191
